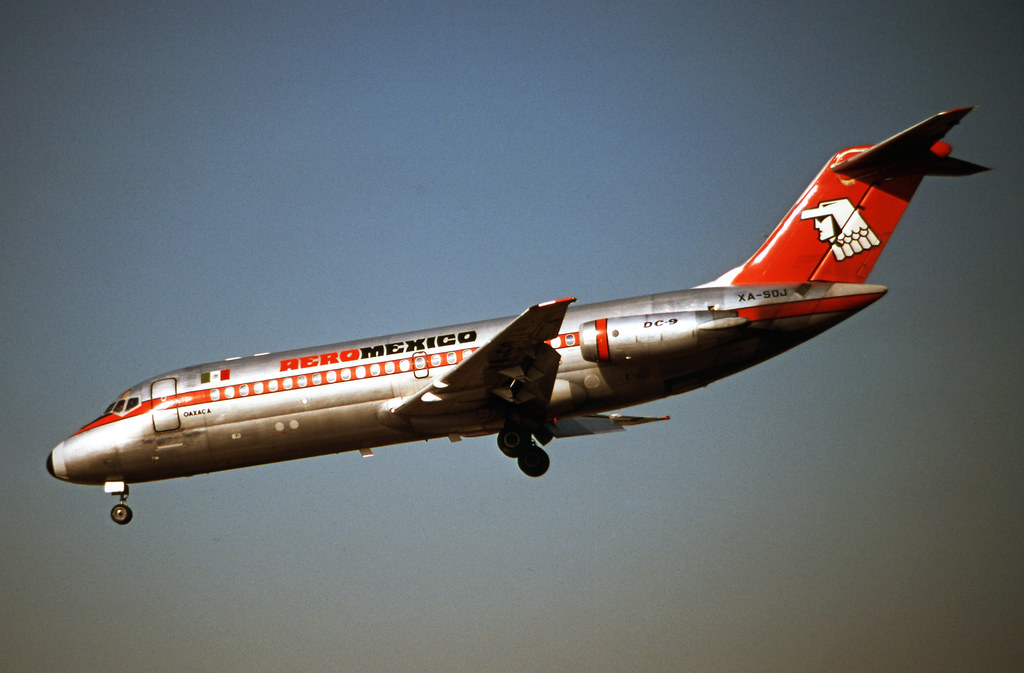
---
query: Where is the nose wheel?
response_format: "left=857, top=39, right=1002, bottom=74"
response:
left=105, top=481, right=134, bottom=525
left=111, top=502, right=133, bottom=525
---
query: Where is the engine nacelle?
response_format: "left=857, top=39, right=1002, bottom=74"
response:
left=579, top=311, right=748, bottom=364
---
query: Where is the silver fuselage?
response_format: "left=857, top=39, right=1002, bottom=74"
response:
left=48, top=281, right=884, bottom=485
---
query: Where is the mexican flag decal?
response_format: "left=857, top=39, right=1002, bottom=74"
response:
left=201, top=369, right=230, bottom=384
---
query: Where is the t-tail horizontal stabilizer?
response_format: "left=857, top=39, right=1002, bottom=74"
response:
left=830, top=107, right=989, bottom=181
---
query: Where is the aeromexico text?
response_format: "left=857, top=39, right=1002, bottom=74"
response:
left=279, top=330, right=478, bottom=372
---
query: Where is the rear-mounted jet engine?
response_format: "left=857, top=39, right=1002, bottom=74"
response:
left=579, top=311, right=749, bottom=364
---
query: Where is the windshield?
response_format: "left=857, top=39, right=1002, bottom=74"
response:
left=98, top=392, right=140, bottom=418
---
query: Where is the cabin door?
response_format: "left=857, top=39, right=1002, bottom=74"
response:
left=151, top=378, right=181, bottom=432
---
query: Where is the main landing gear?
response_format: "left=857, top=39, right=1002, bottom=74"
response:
left=105, top=481, right=133, bottom=525
left=497, top=424, right=550, bottom=478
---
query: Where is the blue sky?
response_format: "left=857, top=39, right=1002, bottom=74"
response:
left=3, top=2, right=1022, bottom=671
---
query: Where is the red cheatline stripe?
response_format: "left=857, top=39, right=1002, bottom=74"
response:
left=734, top=292, right=882, bottom=322
left=74, top=400, right=155, bottom=434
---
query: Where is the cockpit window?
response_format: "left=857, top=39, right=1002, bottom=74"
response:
left=84, top=394, right=138, bottom=430
left=102, top=396, right=140, bottom=417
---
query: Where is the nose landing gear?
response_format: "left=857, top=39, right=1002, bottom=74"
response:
left=104, top=481, right=133, bottom=525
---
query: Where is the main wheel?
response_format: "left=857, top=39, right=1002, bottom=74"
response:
left=517, top=447, right=550, bottom=478
left=111, top=504, right=133, bottom=525
left=498, top=426, right=529, bottom=458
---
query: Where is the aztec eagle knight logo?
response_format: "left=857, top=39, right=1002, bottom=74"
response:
left=800, top=198, right=881, bottom=261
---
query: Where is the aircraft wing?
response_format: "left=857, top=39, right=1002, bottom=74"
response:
left=546, top=413, right=671, bottom=437
left=391, top=297, right=575, bottom=418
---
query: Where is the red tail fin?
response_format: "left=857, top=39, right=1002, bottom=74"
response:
left=721, top=108, right=986, bottom=285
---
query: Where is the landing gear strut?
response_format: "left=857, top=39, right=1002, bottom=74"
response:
left=497, top=424, right=550, bottom=478
left=105, top=481, right=133, bottom=525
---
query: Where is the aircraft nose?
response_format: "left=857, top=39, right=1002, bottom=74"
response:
left=47, top=441, right=69, bottom=480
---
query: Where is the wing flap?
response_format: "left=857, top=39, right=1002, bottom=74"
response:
left=546, top=413, right=671, bottom=438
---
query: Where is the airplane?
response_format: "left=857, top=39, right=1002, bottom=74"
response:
left=46, top=108, right=986, bottom=525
